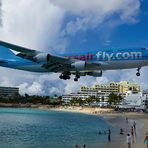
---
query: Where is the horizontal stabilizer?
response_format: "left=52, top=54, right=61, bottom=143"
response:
left=0, top=40, right=38, bottom=55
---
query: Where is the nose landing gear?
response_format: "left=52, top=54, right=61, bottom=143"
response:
left=136, top=68, right=141, bottom=77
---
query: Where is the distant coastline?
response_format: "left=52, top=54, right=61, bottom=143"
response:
left=0, top=103, right=39, bottom=108
left=0, top=103, right=116, bottom=115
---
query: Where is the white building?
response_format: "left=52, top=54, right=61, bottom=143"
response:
left=119, top=91, right=148, bottom=110
left=62, top=91, right=110, bottom=104
left=62, top=81, right=141, bottom=104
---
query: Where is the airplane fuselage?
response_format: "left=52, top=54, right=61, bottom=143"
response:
left=64, top=48, right=148, bottom=71
left=2, top=47, right=148, bottom=72
left=0, top=40, right=148, bottom=81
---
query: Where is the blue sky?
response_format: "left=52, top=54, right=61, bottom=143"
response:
left=0, top=0, right=148, bottom=95
left=63, top=0, right=148, bottom=53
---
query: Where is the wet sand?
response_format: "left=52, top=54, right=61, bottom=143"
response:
left=103, top=113, right=148, bottom=148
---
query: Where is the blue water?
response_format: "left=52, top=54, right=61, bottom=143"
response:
left=0, top=108, right=120, bottom=148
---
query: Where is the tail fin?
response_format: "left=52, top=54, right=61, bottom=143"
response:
left=0, top=41, right=16, bottom=58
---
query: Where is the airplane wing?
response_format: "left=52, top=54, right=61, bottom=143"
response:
left=0, top=40, right=103, bottom=80
left=0, top=40, right=73, bottom=64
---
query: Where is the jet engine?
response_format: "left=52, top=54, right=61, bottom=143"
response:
left=34, top=53, right=50, bottom=62
left=87, top=71, right=102, bottom=77
left=72, top=61, right=86, bottom=70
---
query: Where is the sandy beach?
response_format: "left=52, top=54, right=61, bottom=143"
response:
left=46, top=106, right=115, bottom=114
left=124, top=113, right=148, bottom=148
left=102, top=113, right=148, bottom=148
left=47, top=106, right=148, bottom=148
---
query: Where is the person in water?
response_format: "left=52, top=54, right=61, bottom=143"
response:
left=120, top=128, right=124, bottom=135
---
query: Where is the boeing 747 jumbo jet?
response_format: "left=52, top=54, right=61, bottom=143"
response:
left=0, top=40, right=148, bottom=81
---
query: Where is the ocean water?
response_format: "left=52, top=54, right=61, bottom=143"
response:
left=0, top=108, right=122, bottom=148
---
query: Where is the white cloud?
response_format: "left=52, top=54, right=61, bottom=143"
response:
left=0, top=0, right=66, bottom=52
left=0, top=0, right=2, bottom=26
left=51, top=0, right=140, bottom=35
left=0, top=0, right=146, bottom=96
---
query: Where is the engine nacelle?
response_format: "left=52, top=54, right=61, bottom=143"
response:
left=34, top=53, right=50, bottom=62
left=87, top=71, right=102, bottom=77
left=72, top=61, right=86, bottom=70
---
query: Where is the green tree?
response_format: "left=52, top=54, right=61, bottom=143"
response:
left=85, top=97, right=93, bottom=105
left=95, top=97, right=100, bottom=103
left=101, top=96, right=105, bottom=102
left=70, top=98, right=78, bottom=106
left=108, top=92, right=123, bottom=105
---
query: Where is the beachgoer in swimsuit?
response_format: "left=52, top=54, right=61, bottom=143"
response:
left=126, top=133, right=132, bottom=148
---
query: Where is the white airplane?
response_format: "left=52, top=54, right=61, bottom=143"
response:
left=0, top=40, right=148, bottom=81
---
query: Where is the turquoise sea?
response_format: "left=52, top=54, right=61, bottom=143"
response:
left=0, top=108, right=122, bottom=148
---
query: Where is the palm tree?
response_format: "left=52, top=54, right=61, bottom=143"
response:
left=108, top=92, right=123, bottom=105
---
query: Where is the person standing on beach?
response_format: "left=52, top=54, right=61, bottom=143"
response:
left=133, top=121, right=136, bottom=135
left=75, top=144, right=78, bottom=148
left=131, top=126, right=134, bottom=143
left=108, top=129, right=111, bottom=142
left=126, top=133, right=132, bottom=148
left=133, top=121, right=136, bottom=129
left=126, top=117, right=128, bottom=124
left=131, top=126, right=134, bottom=136
left=144, top=135, right=148, bottom=148
left=83, top=144, right=86, bottom=148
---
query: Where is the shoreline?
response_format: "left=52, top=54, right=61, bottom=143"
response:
left=0, top=104, right=147, bottom=148
left=47, top=105, right=116, bottom=115
left=38, top=105, right=148, bottom=148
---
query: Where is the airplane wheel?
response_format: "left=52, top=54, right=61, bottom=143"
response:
left=67, top=76, right=70, bottom=79
left=136, top=72, right=140, bottom=76
left=59, top=75, right=63, bottom=79
left=59, top=75, right=71, bottom=80
left=76, top=74, right=80, bottom=79
left=63, top=76, right=68, bottom=80
left=74, top=78, right=78, bottom=81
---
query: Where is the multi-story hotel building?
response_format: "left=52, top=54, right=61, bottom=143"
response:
left=81, top=81, right=140, bottom=94
left=62, top=81, right=141, bottom=104
left=0, top=86, right=19, bottom=99
left=119, top=81, right=140, bottom=93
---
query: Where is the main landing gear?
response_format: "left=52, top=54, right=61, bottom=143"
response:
left=59, top=72, right=71, bottom=80
left=136, top=68, right=141, bottom=77
left=59, top=72, right=80, bottom=81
